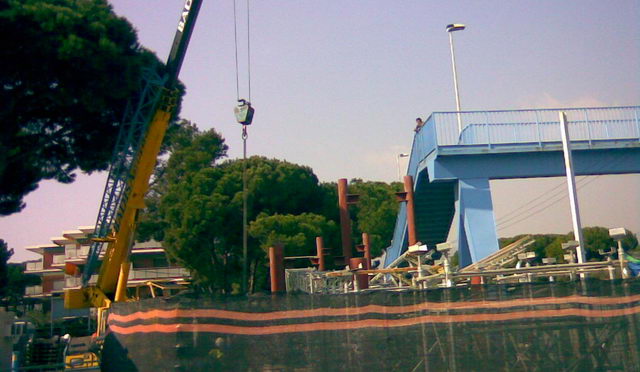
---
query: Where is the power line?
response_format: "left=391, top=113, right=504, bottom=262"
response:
left=496, top=175, right=601, bottom=232
left=493, top=143, right=627, bottom=227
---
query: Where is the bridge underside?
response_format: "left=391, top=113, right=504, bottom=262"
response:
left=413, top=147, right=640, bottom=268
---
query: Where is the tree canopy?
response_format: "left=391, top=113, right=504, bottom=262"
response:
left=137, top=128, right=404, bottom=293
left=347, top=179, right=403, bottom=257
left=0, top=0, right=169, bottom=215
left=0, top=239, right=12, bottom=295
left=249, top=213, right=337, bottom=257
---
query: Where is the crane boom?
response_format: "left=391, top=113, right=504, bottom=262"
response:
left=65, top=0, right=203, bottom=313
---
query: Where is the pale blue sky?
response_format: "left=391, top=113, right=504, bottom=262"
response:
left=2, top=0, right=639, bottom=261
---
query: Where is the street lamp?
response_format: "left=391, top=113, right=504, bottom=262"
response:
left=396, top=153, right=409, bottom=181
left=609, top=228, right=630, bottom=279
left=446, top=23, right=466, bottom=134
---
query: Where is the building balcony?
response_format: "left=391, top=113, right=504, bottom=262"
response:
left=25, top=260, right=61, bottom=275
left=63, top=267, right=189, bottom=289
left=25, top=285, right=43, bottom=297
left=64, top=275, right=98, bottom=289
left=25, top=261, right=43, bottom=273
left=65, top=245, right=103, bottom=262
left=52, top=280, right=65, bottom=293
left=51, top=254, right=66, bottom=267
left=128, top=267, right=190, bottom=282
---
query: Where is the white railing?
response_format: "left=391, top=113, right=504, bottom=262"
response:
left=129, top=267, right=190, bottom=280
left=79, top=245, right=91, bottom=257
left=65, top=275, right=98, bottom=288
left=52, top=280, right=65, bottom=291
left=25, top=261, right=43, bottom=272
left=63, top=268, right=188, bottom=288
left=52, top=255, right=66, bottom=265
left=65, top=276, right=79, bottom=288
left=66, top=245, right=94, bottom=260
left=25, top=286, right=43, bottom=296
left=65, top=246, right=78, bottom=259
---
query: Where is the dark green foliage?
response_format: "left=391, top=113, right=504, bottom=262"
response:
left=0, top=0, right=169, bottom=215
left=138, top=128, right=405, bottom=293
left=160, top=156, right=326, bottom=293
left=137, top=120, right=226, bottom=243
left=249, top=213, right=337, bottom=257
left=347, top=179, right=403, bottom=257
left=0, top=241, right=41, bottom=315
left=0, top=239, right=12, bottom=296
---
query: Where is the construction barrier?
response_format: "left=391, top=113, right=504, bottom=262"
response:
left=104, top=279, right=640, bottom=371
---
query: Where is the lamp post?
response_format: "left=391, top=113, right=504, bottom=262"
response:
left=396, top=153, right=409, bottom=181
left=446, top=23, right=466, bottom=134
left=609, top=228, right=630, bottom=279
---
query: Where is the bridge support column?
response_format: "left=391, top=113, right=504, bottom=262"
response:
left=456, top=178, right=499, bottom=268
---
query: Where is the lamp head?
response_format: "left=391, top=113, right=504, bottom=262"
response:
left=446, top=24, right=466, bottom=32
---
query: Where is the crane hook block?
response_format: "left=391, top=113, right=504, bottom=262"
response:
left=234, top=99, right=255, bottom=125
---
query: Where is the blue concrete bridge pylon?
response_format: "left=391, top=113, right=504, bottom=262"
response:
left=384, top=106, right=640, bottom=268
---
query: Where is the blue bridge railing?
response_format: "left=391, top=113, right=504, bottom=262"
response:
left=431, top=106, right=640, bottom=147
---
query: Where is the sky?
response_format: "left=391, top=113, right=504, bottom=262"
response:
left=2, top=0, right=639, bottom=261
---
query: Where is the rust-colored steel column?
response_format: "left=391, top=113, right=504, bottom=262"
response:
left=338, top=178, right=353, bottom=261
left=269, top=245, right=285, bottom=293
left=362, top=233, right=372, bottom=269
left=403, top=175, right=418, bottom=246
left=349, top=257, right=369, bottom=290
left=315, top=236, right=326, bottom=271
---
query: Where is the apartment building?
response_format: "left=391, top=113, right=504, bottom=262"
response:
left=24, top=226, right=190, bottom=319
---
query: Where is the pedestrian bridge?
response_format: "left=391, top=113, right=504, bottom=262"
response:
left=384, top=106, right=640, bottom=268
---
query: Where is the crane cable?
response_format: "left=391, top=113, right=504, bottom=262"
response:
left=233, top=0, right=252, bottom=102
left=233, top=0, right=252, bottom=293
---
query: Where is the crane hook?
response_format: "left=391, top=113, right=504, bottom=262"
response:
left=234, top=99, right=255, bottom=125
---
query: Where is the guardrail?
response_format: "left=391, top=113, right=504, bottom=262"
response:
left=426, top=106, right=640, bottom=147
left=52, top=280, right=65, bottom=291
left=65, top=275, right=98, bottom=288
left=66, top=245, right=97, bottom=260
left=129, top=267, right=190, bottom=280
left=52, top=254, right=66, bottom=265
left=25, top=261, right=43, bottom=272
left=25, top=285, right=43, bottom=296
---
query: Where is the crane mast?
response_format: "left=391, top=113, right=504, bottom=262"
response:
left=64, top=0, right=203, bottom=322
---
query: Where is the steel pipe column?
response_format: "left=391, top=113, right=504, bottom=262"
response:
left=362, top=233, right=372, bottom=270
left=269, top=245, right=285, bottom=293
left=403, top=175, right=418, bottom=246
left=338, top=178, right=353, bottom=262
left=315, top=237, right=326, bottom=271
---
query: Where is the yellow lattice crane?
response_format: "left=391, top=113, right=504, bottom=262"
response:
left=64, top=0, right=204, bottom=337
